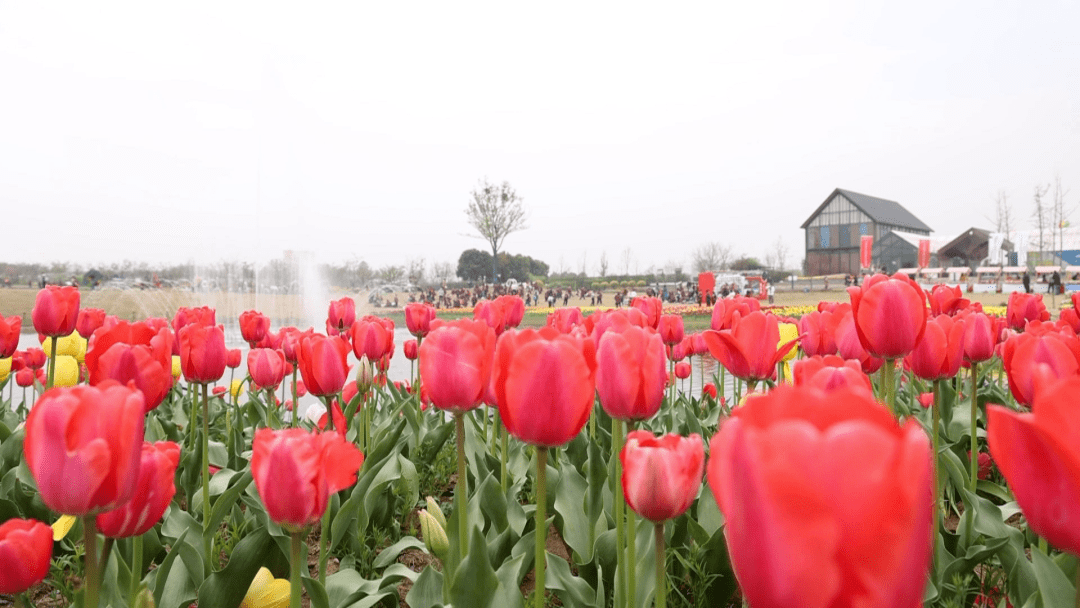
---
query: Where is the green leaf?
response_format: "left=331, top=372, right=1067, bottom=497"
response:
left=552, top=455, right=592, bottom=560
left=547, top=553, right=597, bottom=607
left=152, top=530, right=199, bottom=608
left=374, top=536, right=426, bottom=569
left=405, top=566, right=445, bottom=608
left=449, top=528, right=521, bottom=608
left=302, top=576, right=330, bottom=608
left=1031, top=548, right=1076, bottom=608
left=203, top=471, right=253, bottom=548
left=197, top=527, right=273, bottom=608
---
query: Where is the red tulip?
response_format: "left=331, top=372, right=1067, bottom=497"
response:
left=403, top=339, right=418, bottom=360
left=496, top=295, right=526, bottom=329
left=23, top=347, right=46, bottom=370
left=927, top=284, right=970, bottom=317
left=975, top=452, right=993, bottom=480
left=834, top=307, right=884, bottom=374
left=1001, top=330, right=1080, bottom=405
left=596, top=324, right=666, bottom=421
left=493, top=327, right=597, bottom=447
left=419, top=319, right=496, bottom=412
left=15, top=368, right=35, bottom=387
left=327, top=297, right=356, bottom=335
left=404, top=302, right=437, bottom=338
left=473, top=299, right=508, bottom=335
left=240, top=310, right=271, bottom=346
left=317, top=399, right=347, bottom=437
left=547, top=307, right=585, bottom=334
left=248, top=348, right=287, bottom=389
left=0, top=314, right=20, bottom=358
left=251, top=428, right=363, bottom=531
left=172, top=306, right=216, bottom=333
left=960, top=310, right=998, bottom=363
left=707, top=384, right=932, bottom=608
left=621, top=431, right=704, bottom=522
left=988, top=376, right=1080, bottom=555
left=1006, top=292, right=1050, bottom=331
left=32, top=285, right=80, bottom=338
left=279, top=327, right=313, bottom=364
left=657, top=314, right=684, bottom=346
left=702, top=312, right=799, bottom=383
left=179, top=324, right=227, bottom=384
left=85, top=321, right=174, bottom=411
left=702, top=383, right=717, bottom=399
left=0, top=518, right=52, bottom=594
left=24, top=382, right=145, bottom=515
left=630, top=296, right=663, bottom=329
left=212, top=386, right=227, bottom=397
left=798, top=310, right=839, bottom=357
left=584, top=308, right=648, bottom=348
left=792, top=355, right=873, bottom=396
left=349, top=317, right=394, bottom=362
left=1059, top=307, right=1080, bottom=333
left=670, top=337, right=692, bottom=362
left=674, top=361, right=691, bottom=379
left=848, top=272, right=927, bottom=359
left=96, top=441, right=180, bottom=538
left=296, top=334, right=350, bottom=397
left=76, top=308, right=107, bottom=339
left=226, top=348, right=242, bottom=369
left=907, top=314, right=966, bottom=380
left=710, top=297, right=760, bottom=331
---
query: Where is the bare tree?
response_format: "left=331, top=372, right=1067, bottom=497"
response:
left=772, top=237, right=788, bottom=271
left=406, top=258, right=426, bottom=286
left=691, top=242, right=734, bottom=273
left=433, top=262, right=456, bottom=283
left=1053, top=175, right=1073, bottom=264
left=992, top=190, right=1014, bottom=234
left=1032, top=184, right=1051, bottom=264
left=599, top=251, right=609, bottom=277
left=579, top=252, right=588, bottom=277
left=621, top=248, right=634, bottom=275
left=465, top=178, right=527, bottom=281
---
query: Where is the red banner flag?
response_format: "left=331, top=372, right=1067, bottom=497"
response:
left=860, top=236, right=873, bottom=269
left=918, top=239, right=931, bottom=268
left=698, top=272, right=715, bottom=303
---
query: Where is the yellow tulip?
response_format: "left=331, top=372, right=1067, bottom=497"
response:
left=0, top=357, right=10, bottom=383
left=240, top=567, right=290, bottom=608
left=52, top=514, right=77, bottom=540
left=231, top=379, right=245, bottom=399
left=171, top=355, right=181, bottom=379
left=778, top=322, right=800, bottom=362
left=54, top=356, right=79, bottom=387
left=42, top=332, right=87, bottom=362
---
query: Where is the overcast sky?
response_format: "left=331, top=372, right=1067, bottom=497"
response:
left=1, top=1, right=1078, bottom=276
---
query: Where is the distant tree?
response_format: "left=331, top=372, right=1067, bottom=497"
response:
left=599, top=251, right=609, bottom=277
left=528, top=257, right=549, bottom=277
left=1032, top=184, right=1051, bottom=264
left=692, top=242, right=734, bottom=273
left=457, top=249, right=493, bottom=282
left=378, top=265, right=406, bottom=284
left=730, top=256, right=764, bottom=271
left=465, top=178, right=528, bottom=281
left=1053, top=175, right=1073, bottom=263
left=433, top=261, right=457, bottom=283
left=407, top=258, right=426, bottom=286
left=621, top=248, right=634, bottom=275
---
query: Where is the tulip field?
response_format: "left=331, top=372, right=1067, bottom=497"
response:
left=3, top=276, right=1080, bottom=608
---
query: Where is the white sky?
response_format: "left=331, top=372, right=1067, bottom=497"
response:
left=1, top=1, right=1078, bottom=275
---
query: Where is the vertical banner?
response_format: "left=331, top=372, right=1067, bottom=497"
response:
left=988, top=233, right=1004, bottom=265
left=860, top=235, right=874, bottom=269
left=918, top=239, right=931, bottom=268
left=698, top=272, right=715, bottom=304
left=1016, top=233, right=1029, bottom=267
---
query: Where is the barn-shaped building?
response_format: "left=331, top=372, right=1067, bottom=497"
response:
left=801, top=188, right=932, bottom=276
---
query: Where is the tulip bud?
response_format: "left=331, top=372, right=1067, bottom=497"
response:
left=355, top=355, right=376, bottom=394
left=418, top=509, right=449, bottom=560
left=231, top=379, right=246, bottom=399
left=425, top=496, right=446, bottom=530
left=171, top=355, right=181, bottom=379
left=0, top=357, right=9, bottom=383
left=133, top=588, right=156, bottom=608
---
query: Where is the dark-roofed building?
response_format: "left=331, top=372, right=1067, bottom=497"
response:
left=801, top=188, right=932, bottom=276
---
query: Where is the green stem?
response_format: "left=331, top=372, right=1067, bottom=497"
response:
left=884, top=358, right=897, bottom=416
left=323, top=396, right=335, bottom=432
left=688, top=355, right=693, bottom=400
left=319, top=506, right=330, bottom=585
left=1074, top=564, right=1080, bottom=608
left=612, top=418, right=626, bottom=605
left=290, top=532, right=303, bottom=608
left=932, top=379, right=943, bottom=569
left=501, top=422, right=509, bottom=495
left=626, top=420, right=637, bottom=608
left=83, top=517, right=100, bottom=608
left=668, top=358, right=674, bottom=407
left=969, top=361, right=979, bottom=493
left=291, top=369, right=299, bottom=428
left=201, top=382, right=212, bottom=574
left=455, top=411, right=468, bottom=560
left=46, top=336, right=57, bottom=390
left=534, top=447, right=548, bottom=608
left=655, top=522, right=666, bottom=608
left=130, top=534, right=144, bottom=604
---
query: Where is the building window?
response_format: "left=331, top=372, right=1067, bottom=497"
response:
left=820, top=226, right=830, bottom=249
left=840, top=225, right=850, bottom=248
left=859, top=223, right=868, bottom=235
